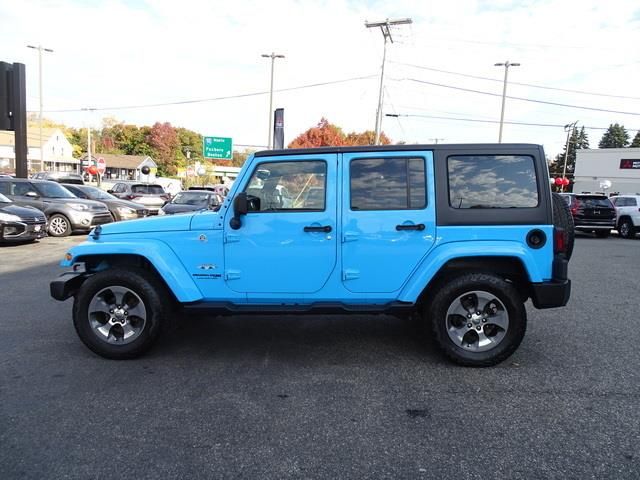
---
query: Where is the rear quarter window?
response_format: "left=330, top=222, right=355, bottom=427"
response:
left=448, top=155, right=538, bottom=209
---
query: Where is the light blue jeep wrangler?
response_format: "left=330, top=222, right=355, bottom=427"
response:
left=51, top=144, right=573, bottom=366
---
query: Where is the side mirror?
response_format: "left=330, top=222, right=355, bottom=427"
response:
left=230, top=192, right=247, bottom=230
left=25, top=191, right=39, bottom=198
left=106, top=190, right=114, bottom=194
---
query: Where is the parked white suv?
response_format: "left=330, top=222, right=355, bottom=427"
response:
left=611, top=195, right=640, bottom=239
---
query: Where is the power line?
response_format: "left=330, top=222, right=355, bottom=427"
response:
left=385, top=112, right=640, bottom=131
left=390, top=77, right=640, bottom=116
left=390, top=61, right=640, bottom=101
left=34, top=75, right=377, bottom=113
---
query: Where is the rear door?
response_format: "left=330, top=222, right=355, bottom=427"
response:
left=576, top=195, right=615, bottom=223
left=341, top=150, right=436, bottom=293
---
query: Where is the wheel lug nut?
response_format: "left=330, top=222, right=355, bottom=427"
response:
left=482, top=319, right=486, bottom=323
left=476, top=311, right=481, bottom=315
left=467, top=314, right=471, bottom=318
left=467, top=323, right=472, bottom=328
left=476, top=326, right=481, bottom=331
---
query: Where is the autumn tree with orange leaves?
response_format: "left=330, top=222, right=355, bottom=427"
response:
left=288, top=118, right=391, bottom=148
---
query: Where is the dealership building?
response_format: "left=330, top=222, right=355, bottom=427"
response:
left=573, top=148, right=640, bottom=195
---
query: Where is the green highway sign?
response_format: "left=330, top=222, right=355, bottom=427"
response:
left=203, top=136, right=232, bottom=160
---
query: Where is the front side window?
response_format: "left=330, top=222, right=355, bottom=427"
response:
left=350, top=157, right=426, bottom=211
left=244, top=160, right=326, bottom=212
left=34, top=182, right=75, bottom=198
left=448, top=155, right=538, bottom=209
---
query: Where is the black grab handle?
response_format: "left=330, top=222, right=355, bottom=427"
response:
left=395, top=224, right=425, bottom=231
left=304, top=225, right=332, bottom=233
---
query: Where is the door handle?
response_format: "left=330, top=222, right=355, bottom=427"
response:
left=304, top=225, right=332, bottom=233
left=396, top=223, right=425, bottom=231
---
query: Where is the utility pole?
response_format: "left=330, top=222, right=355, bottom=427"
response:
left=261, top=52, right=285, bottom=149
left=561, top=121, right=578, bottom=192
left=81, top=108, right=96, bottom=179
left=429, top=138, right=445, bottom=144
left=365, top=17, right=412, bottom=145
left=27, top=45, right=54, bottom=172
left=494, top=60, right=520, bottom=143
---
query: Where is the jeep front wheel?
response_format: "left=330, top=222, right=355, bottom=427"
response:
left=72, top=268, right=170, bottom=359
left=428, top=273, right=526, bottom=367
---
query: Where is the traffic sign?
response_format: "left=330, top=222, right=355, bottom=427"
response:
left=96, top=157, right=106, bottom=174
left=203, top=136, right=232, bottom=160
left=186, top=166, right=195, bottom=177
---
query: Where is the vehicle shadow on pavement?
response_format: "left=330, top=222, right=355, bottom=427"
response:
left=156, top=312, right=446, bottom=366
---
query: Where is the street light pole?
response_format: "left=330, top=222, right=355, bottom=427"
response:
left=27, top=44, right=54, bottom=172
left=366, top=18, right=412, bottom=145
left=81, top=108, right=96, bottom=179
left=494, top=60, right=520, bottom=143
left=261, top=52, right=285, bottom=149
left=561, top=121, right=578, bottom=193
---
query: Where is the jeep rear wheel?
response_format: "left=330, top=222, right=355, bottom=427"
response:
left=73, top=267, right=170, bottom=359
left=428, top=273, right=527, bottom=367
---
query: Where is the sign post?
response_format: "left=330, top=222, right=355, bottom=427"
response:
left=203, top=136, right=232, bottom=160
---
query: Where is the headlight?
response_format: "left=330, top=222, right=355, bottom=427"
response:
left=0, top=212, right=21, bottom=222
left=157, top=208, right=166, bottom=215
left=68, top=203, right=89, bottom=211
left=116, top=206, right=136, bottom=215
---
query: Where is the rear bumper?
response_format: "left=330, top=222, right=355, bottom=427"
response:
left=50, top=272, right=88, bottom=301
left=530, top=256, right=571, bottom=309
left=574, top=220, right=615, bottom=230
left=530, top=279, right=571, bottom=309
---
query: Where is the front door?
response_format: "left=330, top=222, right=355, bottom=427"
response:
left=341, top=150, right=436, bottom=293
left=224, top=154, right=337, bottom=295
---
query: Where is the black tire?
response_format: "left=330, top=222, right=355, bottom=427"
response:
left=595, top=230, right=610, bottom=238
left=48, top=213, right=72, bottom=237
left=551, top=193, right=574, bottom=260
left=427, top=273, right=527, bottom=367
left=72, top=267, right=171, bottom=359
left=618, top=219, right=635, bottom=239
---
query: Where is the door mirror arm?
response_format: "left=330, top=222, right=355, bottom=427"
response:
left=230, top=192, right=248, bottom=230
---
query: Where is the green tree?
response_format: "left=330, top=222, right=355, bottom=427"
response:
left=549, top=126, right=590, bottom=190
left=598, top=123, right=629, bottom=148
left=631, top=131, right=640, bottom=148
left=176, top=127, right=203, bottom=164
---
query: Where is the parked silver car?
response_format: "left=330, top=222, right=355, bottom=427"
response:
left=107, top=182, right=169, bottom=215
left=0, top=178, right=113, bottom=237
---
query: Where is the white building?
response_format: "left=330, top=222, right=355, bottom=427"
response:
left=0, top=128, right=78, bottom=174
left=573, top=148, right=640, bottom=195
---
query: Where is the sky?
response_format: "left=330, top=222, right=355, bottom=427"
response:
left=1, top=0, right=639, bottom=158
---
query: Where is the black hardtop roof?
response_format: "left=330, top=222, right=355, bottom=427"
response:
left=254, top=143, right=542, bottom=157
left=0, top=177, right=59, bottom=184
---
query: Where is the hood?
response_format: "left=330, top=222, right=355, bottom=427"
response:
left=97, top=212, right=194, bottom=235
left=0, top=203, right=46, bottom=220
left=162, top=203, right=205, bottom=214
left=47, top=197, right=109, bottom=211
left=101, top=198, right=147, bottom=210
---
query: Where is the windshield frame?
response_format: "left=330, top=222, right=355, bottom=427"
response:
left=0, top=192, right=11, bottom=203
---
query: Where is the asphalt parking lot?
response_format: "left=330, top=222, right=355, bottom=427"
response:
left=1, top=233, right=639, bottom=479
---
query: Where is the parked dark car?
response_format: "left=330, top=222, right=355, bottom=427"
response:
left=0, top=178, right=113, bottom=237
left=31, top=171, right=84, bottom=185
left=62, top=184, right=148, bottom=222
left=107, top=182, right=169, bottom=215
left=560, top=193, right=616, bottom=238
left=160, top=190, right=223, bottom=215
left=0, top=192, right=47, bottom=243
left=188, top=184, right=229, bottom=198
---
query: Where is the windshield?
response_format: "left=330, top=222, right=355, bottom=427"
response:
left=34, top=182, right=76, bottom=199
left=82, top=186, right=116, bottom=200
left=172, top=192, right=209, bottom=205
left=0, top=192, right=11, bottom=203
left=132, top=184, right=165, bottom=194
left=577, top=196, right=612, bottom=208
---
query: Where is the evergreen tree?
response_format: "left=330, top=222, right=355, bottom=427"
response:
left=631, top=131, right=640, bottom=148
left=598, top=123, right=629, bottom=148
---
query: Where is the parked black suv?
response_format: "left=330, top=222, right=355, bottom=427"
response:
left=0, top=178, right=113, bottom=237
left=560, top=193, right=616, bottom=238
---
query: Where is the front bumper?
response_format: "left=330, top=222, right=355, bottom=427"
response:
left=50, top=272, right=88, bottom=301
left=68, top=210, right=113, bottom=231
left=0, top=221, right=47, bottom=242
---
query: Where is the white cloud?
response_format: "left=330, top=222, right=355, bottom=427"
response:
left=1, top=0, right=638, bottom=156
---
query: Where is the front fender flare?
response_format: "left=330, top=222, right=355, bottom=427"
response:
left=61, top=239, right=203, bottom=303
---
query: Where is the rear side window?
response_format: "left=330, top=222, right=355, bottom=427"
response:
left=448, top=155, right=538, bottom=209
left=576, top=196, right=612, bottom=208
left=0, top=182, right=9, bottom=195
left=350, top=157, right=426, bottom=210
left=614, top=197, right=637, bottom=207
